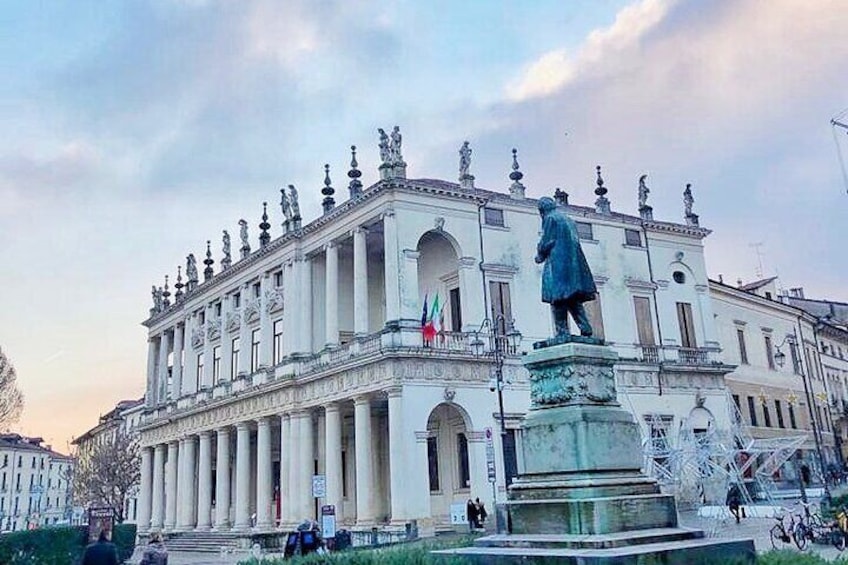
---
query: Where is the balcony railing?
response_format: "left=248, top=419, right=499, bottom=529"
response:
left=676, top=347, right=712, bottom=364
left=640, top=345, right=660, bottom=363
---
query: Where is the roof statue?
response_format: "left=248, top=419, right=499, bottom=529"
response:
left=554, top=188, right=569, bottom=206
left=378, top=128, right=390, bottom=165
left=390, top=126, right=403, bottom=165
left=280, top=187, right=293, bottom=226
left=638, top=174, right=653, bottom=220
left=151, top=285, right=163, bottom=314
left=288, top=185, right=301, bottom=221
left=221, top=230, right=232, bottom=270
left=458, top=141, right=475, bottom=189
left=534, top=196, right=598, bottom=345
left=239, top=219, right=251, bottom=259
left=683, top=183, right=699, bottom=226
left=186, top=253, right=198, bottom=291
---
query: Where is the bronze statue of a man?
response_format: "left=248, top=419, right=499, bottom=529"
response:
left=534, top=197, right=597, bottom=339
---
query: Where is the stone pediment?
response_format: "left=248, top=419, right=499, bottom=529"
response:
left=207, top=318, right=222, bottom=341
left=226, top=310, right=241, bottom=333
left=244, top=299, right=260, bottom=324
left=191, top=325, right=205, bottom=349
left=264, top=288, right=284, bottom=314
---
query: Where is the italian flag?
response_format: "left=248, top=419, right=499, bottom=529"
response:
left=422, top=293, right=442, bottom=342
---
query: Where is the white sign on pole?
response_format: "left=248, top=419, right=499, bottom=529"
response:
left=450, top=502, right=467, bottom=525
left=312, top=474, right=326, bottom=498
left=485, top=427, right=496, bottom=483
left=321, top=505, right=336, bottom=538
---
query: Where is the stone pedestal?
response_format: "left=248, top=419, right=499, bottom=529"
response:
left=436, top=341, right=754, bottom=564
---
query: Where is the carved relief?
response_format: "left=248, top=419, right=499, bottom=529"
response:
left=191, top=325, right=205, bottom=349
left=528, top=361, right=616, bottom=408
left=226, top=311, right=241, bottom=333
left=264, top=288, right=284, bottom=313
left=244, top=299, right=260, bottom=324
left=207, top=318, right=222, bottom=341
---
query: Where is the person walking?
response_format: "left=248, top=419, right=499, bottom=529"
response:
left=81, top=530, right=119, bottom=565
left=475, top=498, right=488, bottom=527
left=725, top=482, right=742, bottom=524
left=466, top=498, right=479, bottom=532
left=140, top=531, right=169, bottom=565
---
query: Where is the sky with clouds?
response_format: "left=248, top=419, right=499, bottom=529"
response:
left=1, top=0, right=846, bottom=449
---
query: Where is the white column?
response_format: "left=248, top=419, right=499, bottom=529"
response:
left=238, top=285, right=251, bottom=376
left=164, top=441, right=178, bottom=530
left=215, top=427, right=231, bottom=529
left=151, top=444, right=166, bottom=529
left=281, top=261, right=294, bottom=357
left=256, top=417, right=273, bottom=529
left=299, top=258, right=313, bottom=354
left=259, top=274, right=273, bottom=368
left=325, top=403, right=343, bottom=523
left=387, top=388, right=406, bottom=522
left=197, top=432, right=213, bottom=529
left=458, top=257, right=484, bottom=332
left=409, top=432, right=433, bottom=521
left=171, top=324, right=184, bottom=398
left=354, top=396, right=375, bottom=524
left=279, top=414, right=291, bottom=524
left=138, top=447, right=153, bottom=532
left=325, top=242, right=339, bottom=348
left=353, top=227, right=369, bottom=336
left=383, top=211, right=400, bottom=325
left=297, top=411, right=314, bottom=521
left=201, top=306, right=214, bottom=389
left=183, top=314, right=198, bottom=394
left=234, top=422, right=252, bottom=530
left=400, top=250, right=421, bottom=322
left=146, top=338, right=159, bottom=406
left=157, top=330, right=171, bottom=403
left=220, top=296, right=233, bottom=382
left=178, top=437, right=197, bottom=529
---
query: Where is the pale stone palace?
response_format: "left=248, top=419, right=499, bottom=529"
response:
left=135, top=129, right=771, bottom=535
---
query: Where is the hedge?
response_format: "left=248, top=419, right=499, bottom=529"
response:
left=0, top=523, right=137, bottom=564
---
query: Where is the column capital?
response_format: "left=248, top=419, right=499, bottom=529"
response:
left=168, top=439, right=179, bottom=448
left=385, top=386, right=403, bottom=399
left=325, top=240, right=337, bottom=251
left=324, top=402, right=341, bottom=414
left=235, top=421, right=251, bottom=432
left=216, top=426, right=230, bottom=436
left=198, top=430, right=212, bottom=439
left=382, top=208, right=395, bottom=219
left=458, top=256, right=478, bottom=269
left=402, top=249, right=420, bottom=260
left=278, top=412, right=291, bottom=422
left=352, top=226, right=369, bottom=237
left=354, top=395, right=372, bottom=407
left=256, top=415, right=271, bottom=427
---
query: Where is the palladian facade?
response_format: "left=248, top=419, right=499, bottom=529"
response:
left=136, top=133, right=732, bottom=535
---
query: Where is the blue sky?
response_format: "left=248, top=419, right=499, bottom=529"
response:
left=1, top=0, right=846, bottom=448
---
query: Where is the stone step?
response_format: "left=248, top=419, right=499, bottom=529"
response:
left=474, top=527, right=704, bottom=550
left=434, top=536, right=756, bottom=564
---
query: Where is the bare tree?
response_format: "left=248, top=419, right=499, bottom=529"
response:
left=74, top=430, right=140, bottom=523
left=0, top=347, right=24, bottom=429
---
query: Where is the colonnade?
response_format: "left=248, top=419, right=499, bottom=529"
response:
left=137, top=389, right=424, bottom=533
left=145, top=217, right=400, bottom=408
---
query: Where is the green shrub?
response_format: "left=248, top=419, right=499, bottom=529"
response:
left=0, top=522, right=135, bottom=564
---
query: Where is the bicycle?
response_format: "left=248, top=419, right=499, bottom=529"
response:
left=794, top=500, right=842, bottom=550
left=769, top=508, right=797, bottom=550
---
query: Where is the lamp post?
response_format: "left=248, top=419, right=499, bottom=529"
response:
left=774, top=330, right=831, bottom=502
left=469, top=315, right=522, bottom=488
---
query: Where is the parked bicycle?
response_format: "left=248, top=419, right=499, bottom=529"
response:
left=794, top=500, right=846, bottom=551
left=769, top=508, right=797, bottom=550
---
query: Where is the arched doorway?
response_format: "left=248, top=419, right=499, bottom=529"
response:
left=417, top=231, right=462, bottom=334
left=425, top=403, right=472, bottom=523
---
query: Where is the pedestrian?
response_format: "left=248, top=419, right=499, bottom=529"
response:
left=81, top=529, right=119, bottom=565
left=475, top=498, right=488, bottom=527
left=140, top=531, right=168, bottom=565
left=726, top=482, right=742, bottom=524
left=466, top=498, right=479, bottom=532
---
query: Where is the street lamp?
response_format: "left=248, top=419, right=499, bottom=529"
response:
left=469, top=315, right=522, bottom=483
left=774, top=330, right=831, bottom=503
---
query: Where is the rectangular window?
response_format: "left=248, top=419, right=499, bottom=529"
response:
left=732, top=394, right=742, bottom=423
left=624, top=228, right=642, bottom=247
left=585, top=295, right=605, bottom=341
left=765, top=335, right=775, bottom=369
left=199, top=310, right=205, bottom=325
left=250, top=329, right=261, bottom=373
left=214, top=302, right=222, bottom=318
left=762, top=402, right=772, bottom=427
left=576, top=221, right=593, bottom=241
left=253, top=282, right=261, bottom=298
left=341, top=450, right=348, bottom=498
left=274, top=270, right=283, bottom=287
left=196, top=354, right=204, bottom=389
left=457, top=433, right=470, bottom=489
left=233, top=293, right=241, bottom=308
left=427, top=436, right=440, bottom=492
left=273, top=319, right=284, bottom=364
left=489, top=281, right=513, bottom=337
left=737, top=329, right=748, bottom=364
left=449, top=287, right=462, bottom=332
left=790, top=342, right=800, bottom=374
left=633, top=296, right=655, bottom=345
left=775, top=400, right=786, bottom=428
left=676, top=302, right=697, bottom=348
left=212, top=346, right=221, bottom=384
left=231, top=338, right=240, bottom=378
left=747, top=396, right=758, bottom=427
left=483, top=207, right=505, bottom=227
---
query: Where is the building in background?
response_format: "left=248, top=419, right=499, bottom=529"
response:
left=135, top=131, right=733, bottom=539
left=72, top=398, right=144, bottom=523
left=0, top=433, right=74, bottom=531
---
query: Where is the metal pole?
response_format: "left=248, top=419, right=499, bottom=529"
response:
left=794, top=326, right=831, bottom=502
